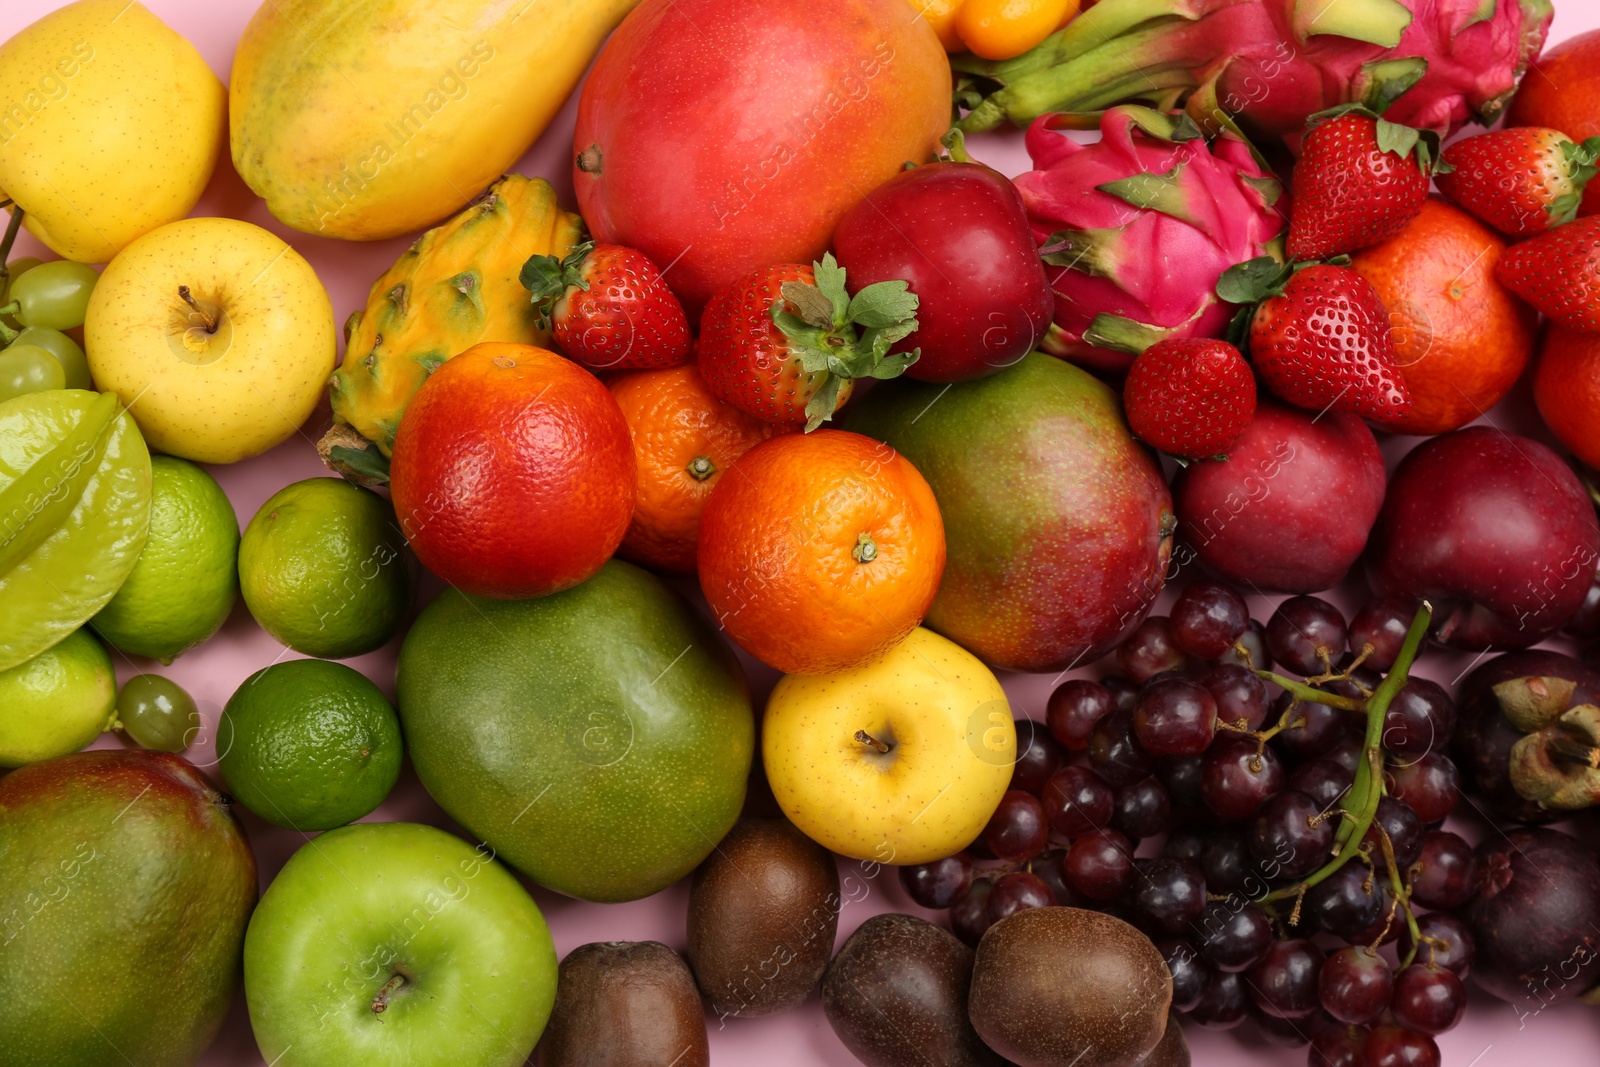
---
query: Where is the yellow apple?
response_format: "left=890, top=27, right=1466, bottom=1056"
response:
left=84, top=218, right=336, bottom=463
left=763, top=627, right=1016, bottom=865
left=0, top=0, right=226, bottom=264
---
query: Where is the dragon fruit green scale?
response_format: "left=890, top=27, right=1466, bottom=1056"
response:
left=1014, top=107, right=1286, bottom=373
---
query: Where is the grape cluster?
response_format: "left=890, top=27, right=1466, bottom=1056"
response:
left=899, top=583, right=1473, bottom=1067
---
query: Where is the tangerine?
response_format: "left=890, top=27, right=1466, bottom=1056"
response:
left=1534, top=325, right=1600, bottom=470
left=389, top=342, right=635, bottom=599
left=608, top=363, right=786, bottom=573
left=697, top=429, right=945, bottom=675
left=1350, top=198, right=1537, bottom=435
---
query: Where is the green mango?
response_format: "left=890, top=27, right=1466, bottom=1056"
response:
left=0, top=750, right=257, bottom=1066
left=397, top=559, right=754, bottom=903
left=846, top=353, right=1175, bottom=673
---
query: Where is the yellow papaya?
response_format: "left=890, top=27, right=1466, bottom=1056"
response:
left=229, top=0, right=639, bottom=240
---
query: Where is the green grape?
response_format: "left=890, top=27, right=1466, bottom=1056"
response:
left=1, top=257, right=40, bottom=331
left=8, top=261, right=100, bottom=331
left=0, top=344, right=66, bottom=401
left=13, top=327, right=91, bottom=390
left=116, top=674, right=200, bottom=753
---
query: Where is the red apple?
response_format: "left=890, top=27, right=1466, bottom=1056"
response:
left=1367, top=428, right=1600, bottom=649
left=1174, top=401, right=1385, bottom=594
left=831, top=161, right=1055, bottom=382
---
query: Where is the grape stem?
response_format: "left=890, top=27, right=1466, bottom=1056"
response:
left=1260, top=601, right=1433, bottom=905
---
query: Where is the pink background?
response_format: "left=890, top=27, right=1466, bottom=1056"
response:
left=5, top=0, right=1600, bottom=1063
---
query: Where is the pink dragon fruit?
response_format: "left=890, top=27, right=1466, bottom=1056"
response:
left=1013, top=106, right=1286, bottom=372
left=954, top=0, right=1553, bottom=152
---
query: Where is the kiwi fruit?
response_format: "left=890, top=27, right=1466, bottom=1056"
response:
left=538, top=940, right=708, bottom=1067
left=823, top=912, right=1004, bottom=1067
left=686, top=817, right=839, bottom=1019
left=969, top=906, right=1171, bottom=1067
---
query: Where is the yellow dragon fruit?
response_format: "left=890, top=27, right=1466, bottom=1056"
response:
left=322, top=174, right=582, bottom=477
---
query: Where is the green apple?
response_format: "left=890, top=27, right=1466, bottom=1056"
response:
left=243, top=822, right=557, bottom=1067
left=763, top=626, right=1017, bottom=865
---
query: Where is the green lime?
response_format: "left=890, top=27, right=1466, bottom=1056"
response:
left=238, top=478, right=409, bottom=659
left=116, top=674, right=201, bottom=753
left=218, top=659, right=402, bottom=831
left=0, top=629, right=116, bottom=768
left=91, top=456, right=239, bottom=663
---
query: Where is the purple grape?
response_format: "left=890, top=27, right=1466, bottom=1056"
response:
left=1364, top=1025, right=1440, bottom=1067
left=1382, top=679, right=1456, bottom=759
left=1132, top=856, right=1207, bottom=934
left=1189, top=970, right=1249, bottom=1030
left=1317, top=945, right=1393, bottom=1024
left=1041, top=765, right=1113, bottom=837
left=1272, top=693, right=1352, bottom=762
left=1349, top=596, right=1418, bottom=671
left=1046, top=679, right=1114, bottom=751
left=1111, top=776, right=1171, bottom=840
left=1389, top=964, right=1465, bottom=1035
left=1201, top=826, right=1258, bottom=898
left=1267, top=597, right=1349, bottom=677
left=1386, top=753, right=1460, bottom=825
left=1164, top=824, right=1208, bottom=863
left=1410, top=830, right=1477, bottom=910
left=1010, top=718, right=1064, bottom=794
left=1194, top=899, right=1274, bottom=972
left=1116, top=616, right=1187, bottom=683
left=1308, top=1023, right=1369, bottom=1067
left=1223, top=618, right=1272, bottom=671
left=1031, top=852, right=1085, bottom=907
left=1199, top=662, right=1271, bottom=731
left=1362, top=796, right=1422, bottom=871
left=1249, top=790, right=1335, bottom=880
left=1248, top=938, right=1325, bottom=1019
left=983, top=790, right=1049, bottom=863
left=1398, top=912, right=1474, bottom=979
left=1287, top=759, right=1354, bottom=813
left=1304, top=863, right=1383, bottom=941
left=1159, top=753, right=1206, bottom=811
left=1064, top=828, right=1134, bottom=900
left=1087, top=708, right=1154, bottom=788
left=899, top=852, right=973, bottom=909
left=1103, top=674, right=1140, bottom=712
left=985, top=870, right=1055, bottom=925
left=1158, top=937, right=1211, bottom=1012
left=1134, top=676, right=1218, bottom=757
left=1172, top=580, right=1251, bottom=658
left=950, top=878, right=994, bottom=947
left=1201, top=736, right=1285, bottom=820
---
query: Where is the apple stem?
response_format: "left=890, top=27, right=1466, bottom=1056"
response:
left=371, top=973, right=406, bottom=1015
left=178, top=286, right=218, bottom=333
left=853, top=729, right=891, bottom=754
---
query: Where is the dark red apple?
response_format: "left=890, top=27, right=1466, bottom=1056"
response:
left=832, top=161, right=1055, bottom=382
left=1173, top=400, right=1386, bottom=593
left=1367, top=428, right=1600, bottom=650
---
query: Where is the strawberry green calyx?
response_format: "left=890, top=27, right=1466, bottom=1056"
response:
left=519, top=240, right=595, bottom=329
left=770, top=253, right=920, bottom=431
left=1303, top=103, right=1445, bottom=173
left=1554, top=137, right=1600, bottom=226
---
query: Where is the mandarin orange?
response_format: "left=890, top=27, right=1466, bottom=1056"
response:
left=1350, top=198, right=1537, bottom=435
left=697, top=429, right=945, bottom=675
left=608, top=364, right=786, bottom=572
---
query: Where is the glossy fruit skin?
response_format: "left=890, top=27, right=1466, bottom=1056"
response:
left=1507, top=28, right=1600, bottom=217
left=1287, top=113, right=1430, bottom=260
left=1350, top=198, right=1537, bottom=435
left=0, top=751, right=256, bottom=1067
left=1123, top=338, right=1255, bottom=460
left=1534, top=325, right=1600, bottom=469
left=847, top=352, right=1174, bottom=672
left=1463, top=827, right=1600, bottom=1005
left=823, top=913, right=1004, bottom=1067
left=1249, top=264, right=1411, bottom=425
left=397, top=560, right=754, bottom=902
left=686, top=819, right=838, bottom=1018
left=1248, top=939, right=1325, bottom=1019
left=573, top=0, right=950, bottom=316
left=608, top=365, right=785, bottom=572
left=697, top=429, right=944, bottom=675
left=1367, top=428, right=1600, bottom=649
left=969, top=907, right=1170, bottom=1067
left=832, top=161, right=1054, bottom=382
left=696, top=264, right=840, bottom=425
left=539, top=941, right=708, bottom=1067
left=534, top=243, right=692, bottom=371
left=1364, top=1026, right=1440, bottom=1067
left=1494, top=215, right=1600, bottom=332
left=1437, top=128, right=1599, bottom=237
left=116, top=674, right=199, bottom=754
left=1453, top=650, right=1600, bottom=824
left=1176, top=400, right=1385, bottom=594
left=390, top=342, right=635, bottom=599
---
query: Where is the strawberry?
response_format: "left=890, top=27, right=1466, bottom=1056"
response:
left=1218, top=259, right=1411, bottom=424
left=1123, top=338, right=1256, bottom=460
left=520, top=241, right=691, bottom=370
left=697, top=254, right=919, bottom=429
left=1438, top=128, right=1600, bottom=239
left=1495, top=215, right=1600, bottom=333
left=1286, top=108, right=1434, bottom=260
